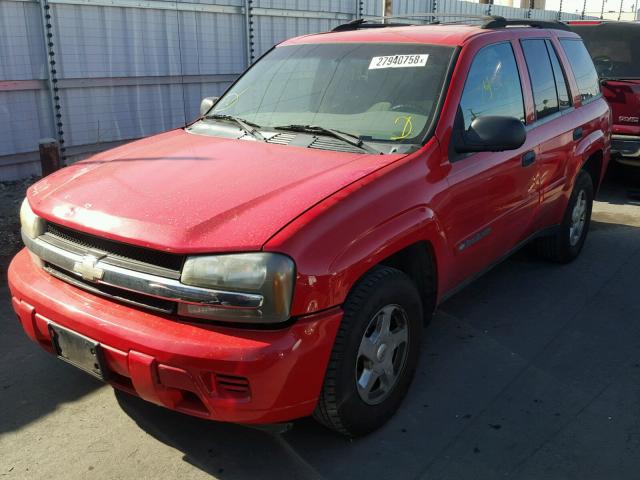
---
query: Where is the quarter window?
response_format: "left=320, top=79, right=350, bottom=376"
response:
left=521, top=39, right=559, bottom=120
left=560, top=39, right=601, bottom=102
left=459, top=42, right=525, bottom=130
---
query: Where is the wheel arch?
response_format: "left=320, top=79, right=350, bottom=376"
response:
left=376, top=241, right=438, bottom=324
left=273, top=204, right=449, bottom=318
left=573, top=127, right=608, bottom=194
left=323, top=207, right=446, bottom=323
left=581, top=149, right=604, bottom=194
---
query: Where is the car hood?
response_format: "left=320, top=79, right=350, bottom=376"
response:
left=28, top=129, right=403, bottom=253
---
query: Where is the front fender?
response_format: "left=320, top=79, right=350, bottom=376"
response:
left=264, top=142, right=450, bottom=317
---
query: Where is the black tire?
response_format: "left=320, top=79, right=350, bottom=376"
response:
left=536, top=170, right=594, bottom=263
left=313, top=266, right=423, bottom=437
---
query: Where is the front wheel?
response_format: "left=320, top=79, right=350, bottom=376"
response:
left=313, top=266, right=423, bottom=437
left=536, top=169, right=594, bottom=263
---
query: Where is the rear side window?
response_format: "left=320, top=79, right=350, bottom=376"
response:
left=545, top=40, right=571, bottom=109
left=521, top=39, right=559, bottom=120
left=459, top=42, right=525, bottom=129
left=560, top=39, right=601, bottom=102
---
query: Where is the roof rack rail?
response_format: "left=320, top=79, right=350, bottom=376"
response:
left=331, top=13, right=493, bottom=32
left=481, top=17, right=571, bottom=31
left=332, top=18, right=410, bottom=32
left=331, top=14, right=572, bottom=32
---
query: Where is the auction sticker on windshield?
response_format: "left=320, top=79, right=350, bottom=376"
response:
left=369, top=54, right=429, bottom=69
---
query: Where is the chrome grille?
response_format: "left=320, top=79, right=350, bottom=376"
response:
left=22, top=228, right=264, bottom=315
left=44, top=262, right=176, bottom=314
left=46, top=222, right=184, bottom=273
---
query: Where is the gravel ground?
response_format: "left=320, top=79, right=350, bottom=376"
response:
left=0, top=177, right=38, bottom=283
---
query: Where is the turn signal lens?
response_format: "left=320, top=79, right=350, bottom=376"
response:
left=20, top=198, right=45, bottom=239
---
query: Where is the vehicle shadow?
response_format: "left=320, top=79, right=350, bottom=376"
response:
left=112, top=215, right=640, bottom=479
left=0, top=171, right=637, bottom=477
left=597, top=161, right=640, bottom=206
left=112, top=310, right=472, bottom=480
left=0, top=284, right=103, bottom=434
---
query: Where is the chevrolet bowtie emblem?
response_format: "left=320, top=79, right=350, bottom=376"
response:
left=73, top=254, right=105, bottom=282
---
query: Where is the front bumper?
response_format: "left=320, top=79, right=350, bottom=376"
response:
left=8, top=248, right=342, bottom=424
left=612, top=134, right=640, bottom=165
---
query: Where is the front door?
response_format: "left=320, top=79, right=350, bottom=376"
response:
left=439, top=41, right=540, bottom=290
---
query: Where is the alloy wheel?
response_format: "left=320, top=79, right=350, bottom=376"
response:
left=569, top=189, right=587, bottom=246
left=355, top=304, right=410, bottom=405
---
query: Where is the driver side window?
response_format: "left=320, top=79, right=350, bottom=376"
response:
left=459, top=43, right=525, bottom=130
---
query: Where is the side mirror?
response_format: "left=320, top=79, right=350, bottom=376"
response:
left=455, top=115, right=526, bottom=153
left=200, top=97, right=219, bottom=116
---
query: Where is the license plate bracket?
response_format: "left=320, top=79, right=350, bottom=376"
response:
left=49, top=322, right=105, bottom=380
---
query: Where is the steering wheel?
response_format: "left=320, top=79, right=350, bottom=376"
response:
left=390, top=103, right=424, bottom=114
left=593, top=55, right=614, bottom=76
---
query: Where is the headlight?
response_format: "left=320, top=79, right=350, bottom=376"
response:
left=179, top=253, right=295, bottom=323
left=20, top=198, right=45, bottom=239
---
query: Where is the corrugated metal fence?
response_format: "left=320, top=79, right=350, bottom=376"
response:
left=0, top=0, right=591, bottom=180
left=394, top=0, right=592, bottom=21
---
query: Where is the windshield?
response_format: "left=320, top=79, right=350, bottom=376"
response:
left=570, top=23, right=640, bottom=79
left=207, top=43, right=455, bottom=146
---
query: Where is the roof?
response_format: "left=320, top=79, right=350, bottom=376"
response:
left=281, top=24, right=491, bottom=47
left=281, top=22, right=574, bottom=48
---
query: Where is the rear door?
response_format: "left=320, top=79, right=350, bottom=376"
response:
left=517, top=38, right=576, bottom=229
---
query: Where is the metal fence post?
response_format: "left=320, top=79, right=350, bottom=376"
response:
left=39, top=138, right=61, bottom=176
left=617, top=0, right=624, bottom=19
left=558, top=0, right=564, bottom=20
left=38, top=0, right=65, bottom=162
left=244, top=0, right=255, bottom=66
left=381, top=0, right=392, bottom=22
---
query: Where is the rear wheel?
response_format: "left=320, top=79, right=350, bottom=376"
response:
left=313, top=266, right=423, bottom=437
left=536, top=169, right=594, bottom=263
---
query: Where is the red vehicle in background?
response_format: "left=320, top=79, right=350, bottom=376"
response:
left=8, top=17, right=610, bottom=436
left=568, top=21, right=640, bottom=166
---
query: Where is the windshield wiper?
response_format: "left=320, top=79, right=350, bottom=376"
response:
left=272, top=124, right=381, bottom=154
left=204, top=114, right=266, bottom=142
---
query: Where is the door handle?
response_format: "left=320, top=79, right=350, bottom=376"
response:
left=522, top=150, right=536, bottom=167
left=573, top=127, right=583, bottom=141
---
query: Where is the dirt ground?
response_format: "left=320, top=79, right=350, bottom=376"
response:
left=0, top=177, right=37, bottom=280
left=1, top=164, right=639, bottom=479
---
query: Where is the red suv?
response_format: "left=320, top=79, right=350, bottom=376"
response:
left=568, top=21, right=640, bottom=166
left=8, top=17, right=610, bottom=436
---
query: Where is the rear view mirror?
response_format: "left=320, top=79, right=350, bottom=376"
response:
left=455, top=116, right=526, bottom=153
left=200, top=97, right=219, bottom=116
